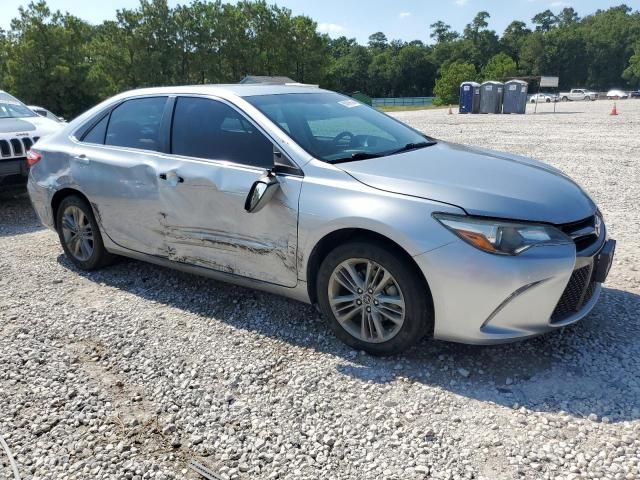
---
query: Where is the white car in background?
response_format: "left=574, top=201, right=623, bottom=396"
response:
left=29, top=105, right=66, bottom=123
left=0, top=91, right=62, bottom=187
left=606, top=89, right=628, bottom=100
left=529, top=93, right=558, bottom=103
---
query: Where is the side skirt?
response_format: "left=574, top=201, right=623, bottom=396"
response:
left=106, top=244, right=312, bottom=304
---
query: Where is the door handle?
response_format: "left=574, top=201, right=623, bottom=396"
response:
left=73, top=154, right=90, bottom=164
left=159, top=172, right=184, bottom=183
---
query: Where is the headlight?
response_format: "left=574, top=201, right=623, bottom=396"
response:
left=433, top=213, right=572, bottom=255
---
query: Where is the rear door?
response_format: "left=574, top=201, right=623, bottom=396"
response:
left=73, top=96, right=176, bottom=257
left=156, top=96, right=302, bottom=287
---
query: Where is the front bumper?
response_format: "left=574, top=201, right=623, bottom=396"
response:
left=0, top=159, right=28, bottom=185
left=415, top=235, right=613, bottom=344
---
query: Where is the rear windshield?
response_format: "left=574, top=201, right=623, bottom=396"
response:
left=0, top=92, right=37, bottom=119
left=246, top=92, right=426, bottom=162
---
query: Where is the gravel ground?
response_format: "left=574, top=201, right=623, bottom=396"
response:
left=1, top=100, right=639, bottom=480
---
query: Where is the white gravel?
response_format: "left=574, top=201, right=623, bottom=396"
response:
left=1, top=100, right=639, bottom=480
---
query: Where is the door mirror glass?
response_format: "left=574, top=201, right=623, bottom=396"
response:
left=245, top=172, right=280, bottom=213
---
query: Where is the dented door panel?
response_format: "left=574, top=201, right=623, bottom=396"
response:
left=158, top=158, right=301, bottom=287
left=73, top=145, right=180, bottom=257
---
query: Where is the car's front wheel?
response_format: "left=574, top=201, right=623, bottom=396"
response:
left=56, top=195, right=114, bottom=270
left=317, top=241, right=433, bottom=355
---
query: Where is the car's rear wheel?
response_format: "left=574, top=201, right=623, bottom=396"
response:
left=317, top=241, right=432, bottom=356
left=56, top=195, right=114, bottom=270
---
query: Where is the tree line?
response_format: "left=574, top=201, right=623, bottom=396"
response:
left=1, top=1, right=639, bottom=117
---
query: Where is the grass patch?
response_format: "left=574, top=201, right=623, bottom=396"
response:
left=377, top=104, right=449, bottom=112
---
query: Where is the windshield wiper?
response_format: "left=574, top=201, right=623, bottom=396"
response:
left=328, top=141, right=437, bottom=164
left=329, top=151, right=383, bottom=164
left=389, top=140, right=437, bottom=155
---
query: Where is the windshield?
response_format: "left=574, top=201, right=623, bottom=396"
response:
left=246, top=92, right=431, bottom=162
left=0, top=92, right=37, bottom=119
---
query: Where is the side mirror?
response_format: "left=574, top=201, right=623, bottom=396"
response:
left=244, top=171, right=280, bottom=213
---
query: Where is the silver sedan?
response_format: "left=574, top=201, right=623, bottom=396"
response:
left=27, top=85, right=615, bottom=355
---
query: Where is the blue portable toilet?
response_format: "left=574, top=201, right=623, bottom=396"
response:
left=459, top=81, right=480, bottom=114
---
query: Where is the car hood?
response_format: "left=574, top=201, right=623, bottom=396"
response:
left=337, top=141, right=596, bottom=224
left=0, top=115, right=62, bottom=136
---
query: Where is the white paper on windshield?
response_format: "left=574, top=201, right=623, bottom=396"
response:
left=338, top=99, right=360, bottom=108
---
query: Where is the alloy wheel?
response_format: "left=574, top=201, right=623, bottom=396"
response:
left=328, top=258, right=405, bottom=343
left=61, top=205, right=94, bottom=261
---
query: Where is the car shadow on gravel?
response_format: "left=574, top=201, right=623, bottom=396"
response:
left=58, top=253, right=640, bottom=424
left=0, top=188, right=46, bottom=237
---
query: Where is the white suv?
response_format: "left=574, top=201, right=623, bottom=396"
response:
left=0, top=90, right=62, bottom=187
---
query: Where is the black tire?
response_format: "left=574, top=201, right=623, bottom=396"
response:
left=545, top=98, right=551, bottom=103
left=316, top=241, right=433, bottom=356
left=55, top=195, right=114, bottom=270
left=561, top=96, right=569, bottom=102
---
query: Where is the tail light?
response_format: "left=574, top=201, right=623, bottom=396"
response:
left=26, top=149, right=42, bottom=167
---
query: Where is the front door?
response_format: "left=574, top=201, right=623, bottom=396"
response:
left=157, top=96, right=301, bottom=287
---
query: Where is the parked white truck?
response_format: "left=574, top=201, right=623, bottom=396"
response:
left=559, top=88, right=598, bottom=102
left=0, top=90, right=62, bottom=187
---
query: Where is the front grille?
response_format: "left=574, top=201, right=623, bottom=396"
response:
left=558, top=215, right=600, bottom=252
left=0, top=136, right=37, bottom=158
left=9, top=138, right=23, bottom=156
left=551, top=265, right=595, bottom=323
left=0, top=140, right=9, bottom=156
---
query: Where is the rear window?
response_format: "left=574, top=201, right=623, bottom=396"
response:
left=105, top=97, right=167, bottom=151
left=82, top=115, right=109, bottom=144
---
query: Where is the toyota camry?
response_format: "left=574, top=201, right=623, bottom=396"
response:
left=28, top=85, right=615, bottom=355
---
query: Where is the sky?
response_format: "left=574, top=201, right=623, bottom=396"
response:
left=0, top=0, right=632, bottom=44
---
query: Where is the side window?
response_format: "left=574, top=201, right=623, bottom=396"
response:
left=171, top=97, right=273, bottom=169
left=105, top=97, right=167, bottom=151
left=82, top=114, right=109, bottom=144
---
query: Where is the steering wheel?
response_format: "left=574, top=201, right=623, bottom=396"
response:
left=333, top=131, right=354, bottom=147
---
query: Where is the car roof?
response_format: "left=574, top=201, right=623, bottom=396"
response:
left=115, top=84, right=329, bottom=100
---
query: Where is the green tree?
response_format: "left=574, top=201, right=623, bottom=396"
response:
left=501, top=21, right=531, bottom=67
left=290, top=16, right=328, bottom=83
left=0, top=29, right=9, bottom=86
left=557, top=7, right=580, bottom=26
left=433, top=62, right=476, bottom=105
left=367, top=32, right=388, bottom=50
left=532, top=9, right=557, bottom=32
left=623, top=42, right=640, bottom=87
left=367, top=51, right=395, bottom=97
left=3, top=0, right=640, bottom=113
left=4, top=1, right=99, bottom=117
left=462, top=11, right=500, bottom=69
left=480, top=53, right=517, bottom=81
left=392, top=44, right=436, bottom=96
left=429, top=21, right=458, bottom=43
